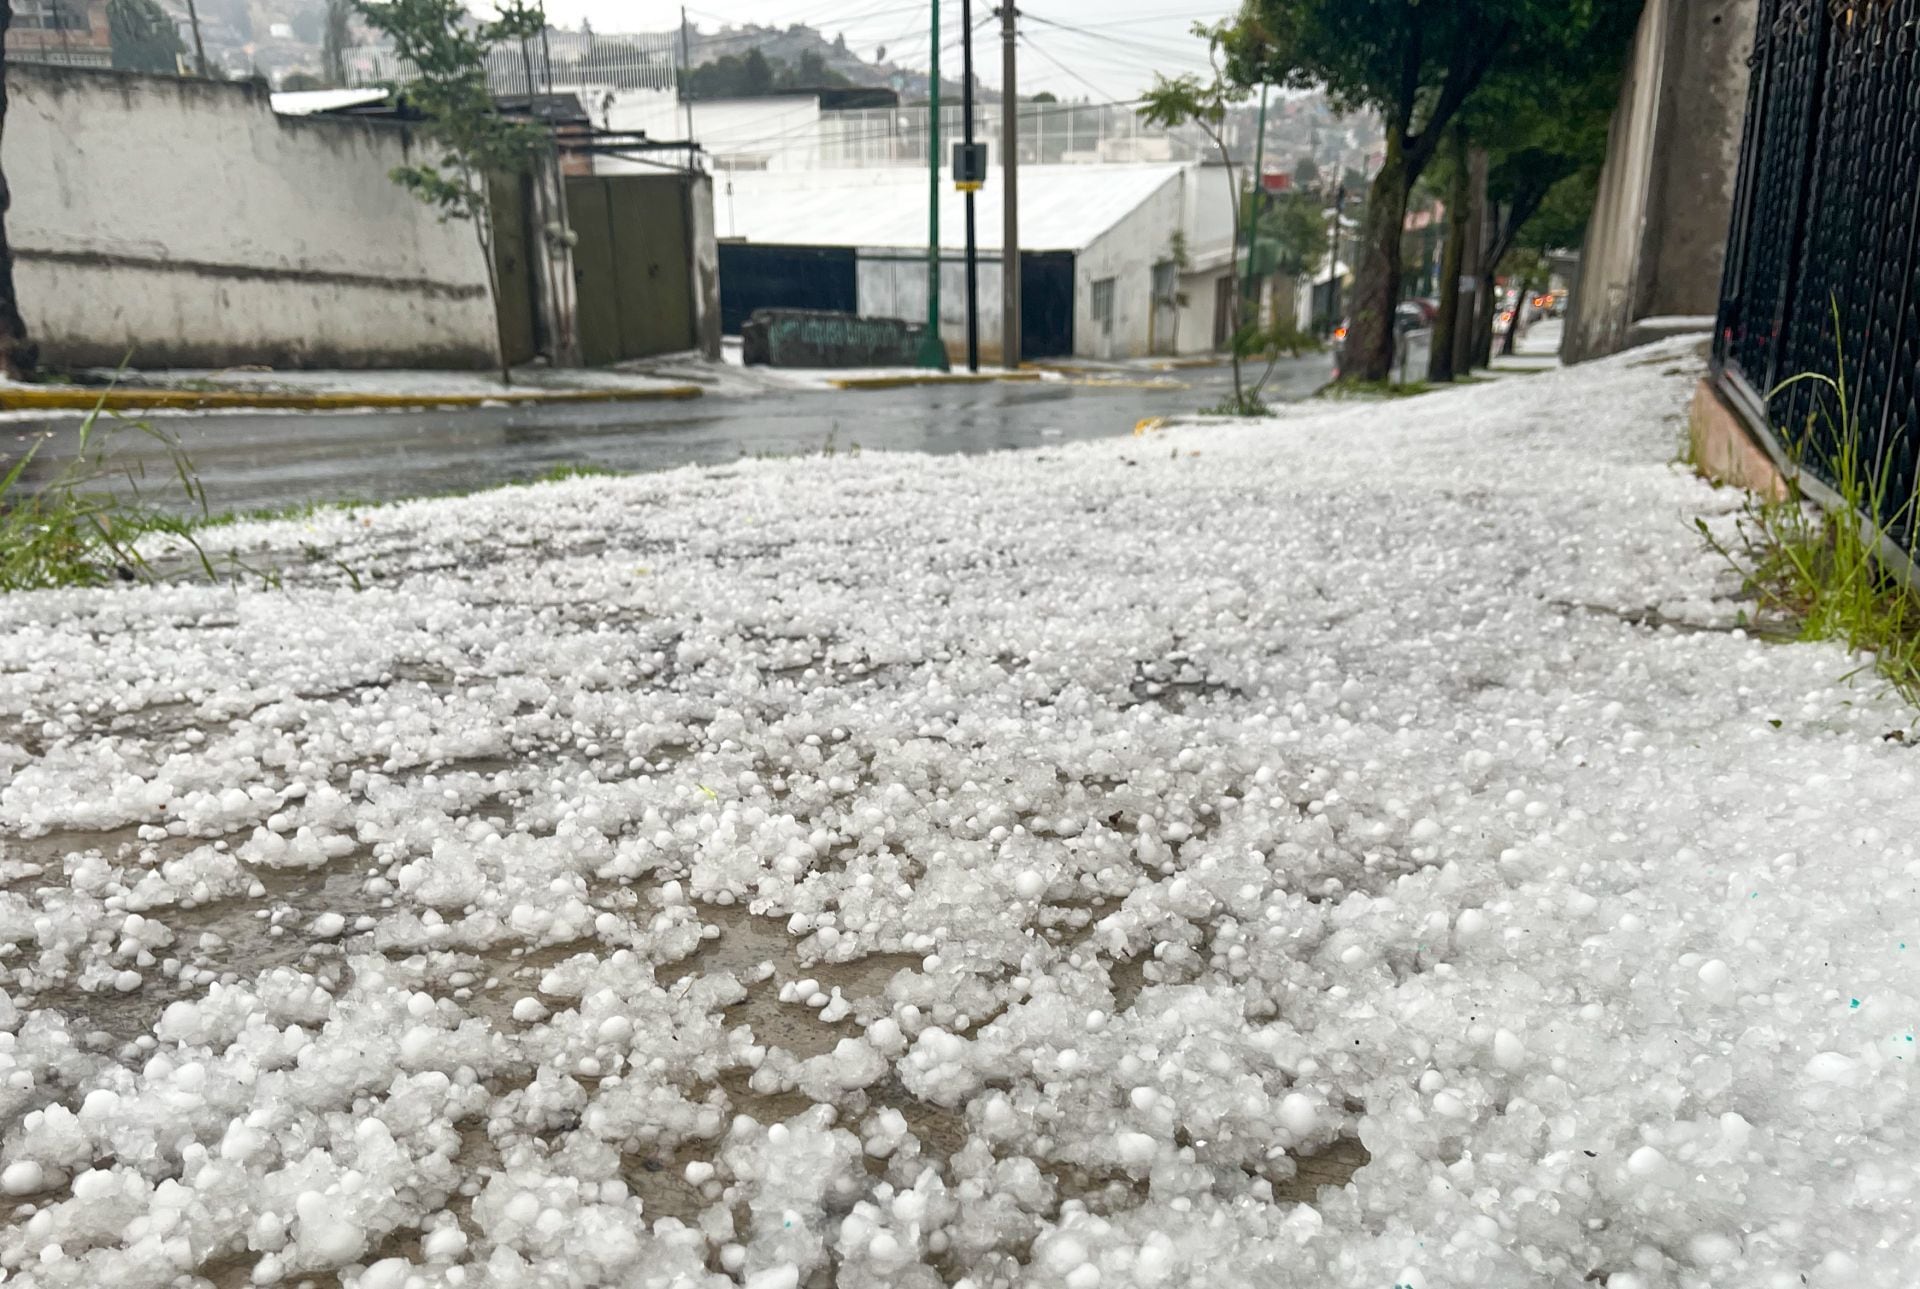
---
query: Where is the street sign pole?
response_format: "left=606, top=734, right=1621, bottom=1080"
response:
left=1240, top=83, right=1268, bottom=317
left=917, top=0, right=949, bottom=370
left=999, top=3, right=1020, bottom=369
left=960, top=0, right=979, bottom=371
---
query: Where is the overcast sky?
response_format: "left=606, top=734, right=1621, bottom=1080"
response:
left=524, top=0, right=1228, bottom=102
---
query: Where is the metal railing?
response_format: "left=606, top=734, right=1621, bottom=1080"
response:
left=1712, top=0, right=1920, bottom=541
left=810, top=102, right=1219, bottom=168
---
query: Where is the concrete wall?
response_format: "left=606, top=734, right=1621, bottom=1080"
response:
left=6, top=64, right=499, bottom=369
left=599, top=91, right=823, bottom=172
left=1563, top=0, right=1758, bottom=362
left=687, top=174, right=724, bottom=360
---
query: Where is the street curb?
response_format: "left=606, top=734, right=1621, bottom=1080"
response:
left=0, top=384, right=707, bottom=412
left=825, top=371, right=1046, bottom=390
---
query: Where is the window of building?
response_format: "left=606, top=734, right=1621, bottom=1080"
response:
left=1151, top=261, right=1178, bottom=303
left=1091, top=277, right=1116, bottom=336
left=14, top=0, right=90, bottom=30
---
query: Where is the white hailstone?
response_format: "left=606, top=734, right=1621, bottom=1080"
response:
left=1278, top=1092, right=1316, bottom=1137
left=1, top=1161, right=45, bottom=1195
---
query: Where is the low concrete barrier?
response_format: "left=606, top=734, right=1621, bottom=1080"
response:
left=742, top=309, right=926, bottom=368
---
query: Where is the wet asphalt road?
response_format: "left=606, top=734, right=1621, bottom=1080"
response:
left=2, top=353, right=1333, bottom=516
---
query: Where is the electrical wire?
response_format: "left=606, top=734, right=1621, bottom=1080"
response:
left=1016, top=31, right=1132, bottom=104
left=1019, top=9, right=1199, bottom=58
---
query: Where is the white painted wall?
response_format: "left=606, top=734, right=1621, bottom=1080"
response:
left=1074, top=173, right=1186, bottom=359
left=1182, top=163, right=1238, bottom=265
left=597, top=90, right=823, bottom=172
left=859, top=170, right=1201, bottom=361
left=857, top=251, right=1013, bottom=364
left=6, top=65, right=499, bottom=369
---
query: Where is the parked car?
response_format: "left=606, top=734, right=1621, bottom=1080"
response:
left=1332, top=303, right=1432, bottom=376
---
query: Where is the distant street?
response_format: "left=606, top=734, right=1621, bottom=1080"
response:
left=2, top=353, right=1333, bottom=515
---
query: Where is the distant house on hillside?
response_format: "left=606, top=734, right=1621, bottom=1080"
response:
left=6, top=0, right=113, bottom=68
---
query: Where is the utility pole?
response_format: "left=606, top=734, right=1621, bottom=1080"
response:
left=184, top=0, right=209, bottom=77
left=959, top=0, right=979, bottom=371
left=1326, top=183, right=1346, bottom=330
left=1239, top=83, right=1268, bottom=320
left=999, top=3, right=1019, bottom=369
left=916, top=0, right=948, bottom=369
left=679, top=8, right=695, bottom=171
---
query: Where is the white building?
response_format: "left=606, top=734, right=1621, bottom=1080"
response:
left=714, top=162, right=1240, bottom=361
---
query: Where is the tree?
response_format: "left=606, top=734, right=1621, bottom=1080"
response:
left=1030, top=90, right=1057, bottom=104
left=1140, top=35, right=1320, bottom=416
left=1291, top=153, right=1319, bottom=187
left=0, top=0, right=35, bottom=379
left=1252, top=188, right=1327, bottom=278
left=281, top=69, right=327, bottom=90
left=108, top=0, right=185, bottom=74
left=1423, top=43, right=1623, bottom=373
left=1139, top=38, right=1257, bottom=411
left=354, top=0, right=544, bottom=382
left=322, top=0, right=352, bottom=85
left=1231, top=0, right=1634, bottom=382
left=1496, top=168, right=1596, bottom=353
left=1475, top=67, right=1615, bottom=362
left=741, top=46, right=773, bottom=95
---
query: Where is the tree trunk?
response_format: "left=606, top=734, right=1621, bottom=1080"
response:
left=473, top=217, right=510, bottom=386
left=1502, top=276, right=1529, bottom=356
left=1427, top=129, right=1468, bottom=384
left=1451, top=146, right=1487, bottom=378
left=1340, top=123, right=1409, bottom=384
left=1472, top=268, right=1497, bottom=368
left=1212, top=138, right=1244, bottom=410
left=0, top=0, right=38, bottom=382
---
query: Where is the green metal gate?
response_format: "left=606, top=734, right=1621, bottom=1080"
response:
left=489, top=171, right=539, bottom=367
left=566, top=174, right=697, bottom=365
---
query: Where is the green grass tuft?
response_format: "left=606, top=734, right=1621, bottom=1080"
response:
left=1696, top=304, right=1920, bottom=703
left=0, top=403, right=227, bottom=591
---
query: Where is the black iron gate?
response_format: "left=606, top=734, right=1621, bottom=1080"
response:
left=717, top=244, right=858, bottom=335
left=1020, top=251, right=1074, bottom=360
left=1713, top=0, right=1920, bottom=540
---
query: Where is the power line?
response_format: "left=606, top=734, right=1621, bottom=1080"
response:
left=1019, top=9, right=1193, bottom=56
left=1014, top=32, right=1119, bottom=107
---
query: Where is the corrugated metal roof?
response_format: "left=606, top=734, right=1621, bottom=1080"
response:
left=714, top=163, right=1189, bottom=253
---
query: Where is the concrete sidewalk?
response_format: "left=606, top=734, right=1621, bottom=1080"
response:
left=1, top=365, right=705, bottom=412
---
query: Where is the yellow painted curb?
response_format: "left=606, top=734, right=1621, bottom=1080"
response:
left=0, top=384, right=706, bottom=412
left=826, top=371, right=1046, bottom=390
